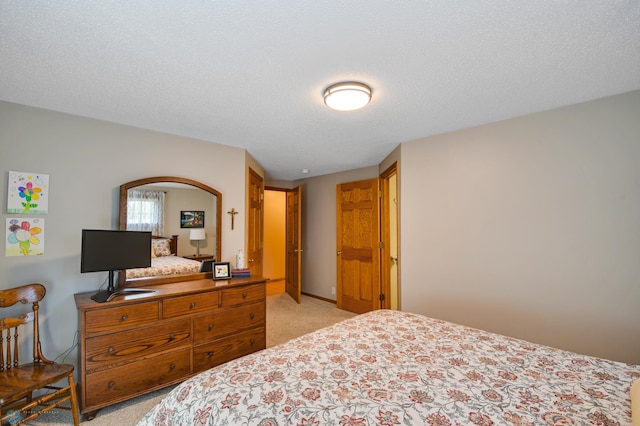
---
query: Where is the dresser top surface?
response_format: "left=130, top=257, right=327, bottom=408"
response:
left=75, top=276, right=267, bottom=310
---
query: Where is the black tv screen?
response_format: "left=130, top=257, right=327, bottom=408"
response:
left=81, top=229, right=152, bottom=273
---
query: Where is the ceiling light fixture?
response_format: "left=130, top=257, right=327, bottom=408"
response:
left=323, top=81, right=372, bottom=111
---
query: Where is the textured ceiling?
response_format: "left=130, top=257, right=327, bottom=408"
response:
left=1, top=1, right=639, bottom=180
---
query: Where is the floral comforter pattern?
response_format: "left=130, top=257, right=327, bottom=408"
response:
left=138, top=310, right=639, bottom=426
left=126, top=255, right=201, bottom=278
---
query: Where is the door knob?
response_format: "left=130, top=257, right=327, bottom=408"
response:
left=337, top=251, right=342, bottom=255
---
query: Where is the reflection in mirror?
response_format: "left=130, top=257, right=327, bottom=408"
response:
left=119, top=177, right=222, bottom=287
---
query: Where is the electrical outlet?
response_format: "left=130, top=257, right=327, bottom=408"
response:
left=331, top=287, right=336, bottom=295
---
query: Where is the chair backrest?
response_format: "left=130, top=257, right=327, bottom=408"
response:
left=0, top=283, right=47, bottom=371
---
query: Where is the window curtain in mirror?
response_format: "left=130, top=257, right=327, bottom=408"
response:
left=127, top=189, right=165, bottom=236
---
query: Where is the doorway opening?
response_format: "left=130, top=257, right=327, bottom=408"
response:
left=264, top=186, right=302, bottom=303
left=264, top=189, right=286, bottom=296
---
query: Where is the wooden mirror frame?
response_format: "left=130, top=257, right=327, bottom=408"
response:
left=118, top=176, right=222, bottom=287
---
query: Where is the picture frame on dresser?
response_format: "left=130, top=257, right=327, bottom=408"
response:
left=212, top=262, right=231, bottom=280
left=199, top=258, right=215, bottom=272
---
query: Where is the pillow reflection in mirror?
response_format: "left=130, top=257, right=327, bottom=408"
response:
left=152, top=239, right=172, bottom=257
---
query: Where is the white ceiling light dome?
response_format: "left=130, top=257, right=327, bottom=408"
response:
left=323, top=82, right=372, bottom=111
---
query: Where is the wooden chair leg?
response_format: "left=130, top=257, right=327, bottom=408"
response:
left=68, top=372, right=80, bottom=426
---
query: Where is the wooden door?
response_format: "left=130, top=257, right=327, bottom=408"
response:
left=336, top=178, right=381, bottom=313
left=285, top=186, right=302, bottom=303
left=247, top=169, right=264, bottom=277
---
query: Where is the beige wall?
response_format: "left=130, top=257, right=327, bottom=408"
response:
left=264, top=190, right=285, bottom=280
left=400, top=90, right=640, bottom=363
left=136, top=184, right=217, bottom=257
left=165, top=187, right=216, bottom=257
left=2, top=89, right=638, bottom=370
left=0, top=101, right=248, bottom=369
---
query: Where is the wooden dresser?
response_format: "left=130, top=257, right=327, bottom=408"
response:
left=74, top=276, right=266, bottom=419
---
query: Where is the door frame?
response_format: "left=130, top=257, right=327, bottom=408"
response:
left=380, top=162, right=399, bottom=310
left=246, top=168, right=264, bottom=277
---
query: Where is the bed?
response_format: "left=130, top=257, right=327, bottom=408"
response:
left=126, top=235, right=202, bottom=279
left=138, top=309, right=639, bottom=425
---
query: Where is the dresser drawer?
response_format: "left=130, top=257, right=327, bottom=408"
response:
left=85, top=348, right=190, bottom=408
left=213, top=302, right=265, bottom=337
left=84, top=301, right=159, bottom=335
left=193, top=327, right=265, bottom=373
left=192, top=313, right=216, bottom=345
left=220, top=284, right=264, bottom=307
left=84, top=319, right=191, bottom=372
left=163, top=292, right=219, bottom=318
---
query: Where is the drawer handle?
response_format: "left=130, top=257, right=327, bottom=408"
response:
left=108, top=381, right=115, bottom=388
left=121, top=314, right=128, bottom=321
left=169, top=364, right=175, bottom=370
left=169, top=333, right=175, bottom=340
left=208, top=323, right=214, bottom=330
left=207, top=351, right=214, bottom=358
left=108, top=347, right=114, bottom=353
left=250, top=338, right=255, bottom=345
left=249, top=313, right=255, bottom=320
left=242, top=292, right=248, bottom=299
left=190, top=302, right=196, bottom=309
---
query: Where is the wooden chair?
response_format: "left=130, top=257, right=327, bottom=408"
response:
left=0, top=283, right=79, bottom=425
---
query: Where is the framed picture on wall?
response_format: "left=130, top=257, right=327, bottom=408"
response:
left=212, top=262, right=231, bottom=280
left=180, top=210, right=204, bottom=228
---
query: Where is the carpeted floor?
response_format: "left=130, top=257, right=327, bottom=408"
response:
left=31, top=290, right=356, bottom=425
left=266, top=292, right=357, bottom=347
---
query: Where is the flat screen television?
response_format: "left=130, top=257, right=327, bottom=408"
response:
left=81, top=229, right=154, bottom=303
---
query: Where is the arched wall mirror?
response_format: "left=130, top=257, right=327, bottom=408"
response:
left=118, top=176, right=222, bottom=287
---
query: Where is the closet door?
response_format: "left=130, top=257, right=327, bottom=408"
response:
left=247, top=169, right=263, bottom=277
left=336, top=178, right=380, bottom=313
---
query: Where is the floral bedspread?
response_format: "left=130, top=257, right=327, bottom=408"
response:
left=126, top=255, right=201, bottom=278
left=138, top=310, right=639, bottom=425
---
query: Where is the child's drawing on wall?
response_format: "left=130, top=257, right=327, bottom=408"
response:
left=6, top=218, right=44, bottom=256
left=7, top=171, right=49, bottom=214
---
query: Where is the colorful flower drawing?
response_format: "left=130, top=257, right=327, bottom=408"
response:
left=18, top=181, right=42, bottom=213
left=6, top=218, right=45, bottom=256
left=7, top=171, right=49, bottom=214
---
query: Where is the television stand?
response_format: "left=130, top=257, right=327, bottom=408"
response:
left=91, top=288, right=156, bottom=303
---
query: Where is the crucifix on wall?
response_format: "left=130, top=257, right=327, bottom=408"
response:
left=227, top=208, right=238, bottom=230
